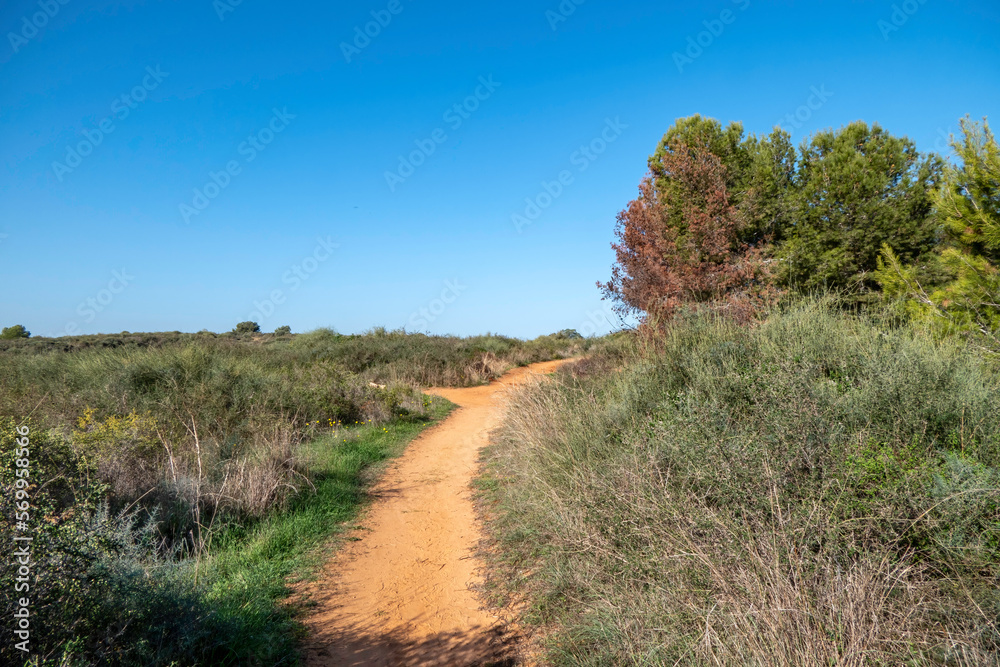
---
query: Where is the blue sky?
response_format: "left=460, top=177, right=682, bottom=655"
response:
left=1, top=0, right=997, bottom=338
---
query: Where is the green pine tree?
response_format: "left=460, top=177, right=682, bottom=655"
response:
left=779, top=121, right=942, bottom=295
left=0, top=325, right=30, bottom=339
left=877, top=116, right=1000, bottom=347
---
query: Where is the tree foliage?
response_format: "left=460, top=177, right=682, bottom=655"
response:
left=647, top=115, right=796, bottom=243
left=779, top=121, right=942, bottom=294
left=233, top=321, right=260, bottom=335
left=936, top=116, right=1000, bottom=261
left=740, top=128, right=797, bottom=245
left=877, top=117, right=1000, bottom=347
left=0, top=324, right=30, bottom=339
left=649, top=115, right=750, bottom=197
left=599, top=138, right=771, bottom=321
left=602, top=115, right=957, bottom=323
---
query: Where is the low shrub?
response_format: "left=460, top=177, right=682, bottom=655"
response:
left=479, top=299, right=1000, bottom=665
left=0, top=419, right=240, bottom=665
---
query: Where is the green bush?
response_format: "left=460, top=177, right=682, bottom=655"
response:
left=1, top=325, right=30, bottom=339
left=553, top=328, right=583, bottom=340
left=0, top=420, right=243, bottom=665
left=233, top=321, right=260, bottom=335
left=480, top=299, right=1000, bottom=665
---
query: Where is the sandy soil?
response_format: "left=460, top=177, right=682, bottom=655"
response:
left=299, top=359, right=570, bottom=666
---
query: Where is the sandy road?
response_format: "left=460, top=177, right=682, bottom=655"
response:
left=300, top=359, right=570, bottom=666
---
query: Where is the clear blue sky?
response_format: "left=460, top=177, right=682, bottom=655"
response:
left=1, top=0, right=997, bottom=338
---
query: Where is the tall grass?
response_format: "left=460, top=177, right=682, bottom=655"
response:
left=0, top=329, right=584, bottom=550
left=0, top=327, right=581, bottom=665
left=478, top=300, right=1000, bottom=666
left=287, top=327, right=590, bottom=386
left=0, top=400, right=452, bottom=665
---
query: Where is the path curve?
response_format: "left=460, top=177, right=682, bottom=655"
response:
left=300, top=359, right=571, bottom=666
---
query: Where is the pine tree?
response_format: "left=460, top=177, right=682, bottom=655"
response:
left=780, top=121, right=942, bottom=295
left=0, top=325, right=30, bottom=339
left=877, top=117, right=1000, bottom=346
left=599, top=140, right=771, bottom=321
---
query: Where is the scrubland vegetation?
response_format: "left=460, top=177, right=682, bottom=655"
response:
left=3, top=110, right=997, bottom=666
left=480, top=302, right=1000, bottom=665
left=479, top=115, right=1000, bottom=665
left=0, top=328, right=585, bottom=665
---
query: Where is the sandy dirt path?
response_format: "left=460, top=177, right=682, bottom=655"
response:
left=300, top=359, right=570, bottom=667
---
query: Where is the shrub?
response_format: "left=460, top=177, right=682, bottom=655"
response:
left=553, top=329, right=583, bottom=340
left=479, top=299, right=1000, bottom=665
left=1, top=325, right=30, bottom=339
left=0, top=420, right=238, bottom=665
left=234, top=321, right=260, bottom=335
left=73, top=408, right=163, bottom=500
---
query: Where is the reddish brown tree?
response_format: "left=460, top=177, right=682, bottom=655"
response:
left=599, top=141, right=772, bottom=322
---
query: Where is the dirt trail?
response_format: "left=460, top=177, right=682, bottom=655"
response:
left=300, top=359, right=570, bottom=666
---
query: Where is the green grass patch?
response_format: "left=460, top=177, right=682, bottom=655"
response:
left=200, top=396, right=455, bottom=665
left=0, top=398, right=453, bottom=666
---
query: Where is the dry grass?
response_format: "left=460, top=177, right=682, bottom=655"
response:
left=477, top=301, right=1000, bottom=666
